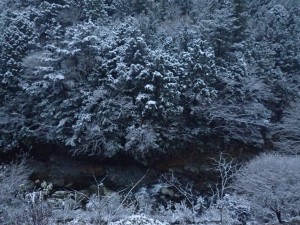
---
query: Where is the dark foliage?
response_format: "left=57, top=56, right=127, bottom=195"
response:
left=0, top=0, right=299, bottom=160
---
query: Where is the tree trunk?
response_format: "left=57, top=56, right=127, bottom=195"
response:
left=275, top=210, right=282, bottom=224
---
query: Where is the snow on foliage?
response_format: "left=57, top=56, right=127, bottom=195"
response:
left=0, top=0, right=299, bottom=162
left=125, top=125, right=159, bottom=159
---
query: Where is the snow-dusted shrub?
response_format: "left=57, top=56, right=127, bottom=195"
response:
left=86, top=192, right=135, bottom=223
left=0, top=159, right=30, bottom=198
left=154, top=200, right=199, bottom=224
left=209, top=195, right=250, bottom=224
left=21, top=202, right=53, bottom=225
left=0, top=159, right=53, bottom=225
left=134, top=189, right=156, bottom=216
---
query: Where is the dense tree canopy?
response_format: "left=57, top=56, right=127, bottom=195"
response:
left=0, top=0, right=299, bottom=161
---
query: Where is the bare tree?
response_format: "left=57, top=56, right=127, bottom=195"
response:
left=210, top=153, right=239, bottom=223
left=233, top=154, right=300, bottom=223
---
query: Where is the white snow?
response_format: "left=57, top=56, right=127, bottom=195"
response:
left=108, top=215, right=169, bottom=225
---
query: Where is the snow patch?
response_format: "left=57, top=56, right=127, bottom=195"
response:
left=108, top=214, right=169, bottom=225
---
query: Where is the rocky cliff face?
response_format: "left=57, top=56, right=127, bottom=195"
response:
left=27, top=143, right=258, bottom=194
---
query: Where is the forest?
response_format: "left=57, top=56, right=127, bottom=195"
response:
left=0, top=0, right=300, bottom=224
